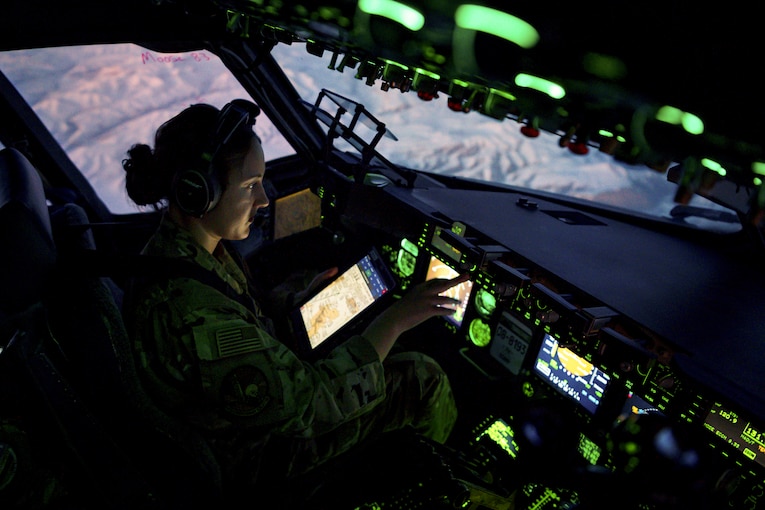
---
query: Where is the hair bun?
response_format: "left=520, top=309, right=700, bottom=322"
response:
left=123, top=143, right=164, bottom=208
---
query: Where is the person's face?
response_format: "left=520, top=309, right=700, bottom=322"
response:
left=203, top=137, right=269, bottom=241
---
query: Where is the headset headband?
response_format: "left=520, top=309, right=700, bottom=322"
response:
left=204, top=99, right=261, bottom=163
left=173, top=99, right=261, bottom=217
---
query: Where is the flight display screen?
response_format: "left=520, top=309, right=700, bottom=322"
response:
left=425, top=256, right=473, bottom=327
left=477, top=418, right=519, bottom=459
left=534, top=334, right=611, bottom=414
left=704, top=402, right=765, bottom=468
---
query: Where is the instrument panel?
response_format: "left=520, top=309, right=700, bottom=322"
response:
left=368, top=202, right=765, bottom=508
left=309, top=156, right=765, bottom=507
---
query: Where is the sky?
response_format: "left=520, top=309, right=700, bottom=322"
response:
left=0, top=41, right=713, bottom=226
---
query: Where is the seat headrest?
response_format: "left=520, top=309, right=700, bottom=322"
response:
left=51, top=202, right=97, bottom=252
left=0, top=148, right=56, bottom=314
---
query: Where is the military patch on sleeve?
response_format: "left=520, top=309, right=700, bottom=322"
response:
left=193, top=324, right=268, bottom=361
left=220, top=365, right=271, bottom=417
left=215, top=325, right=266, bottom=357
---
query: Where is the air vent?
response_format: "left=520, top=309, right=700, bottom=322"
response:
left=542, top=210, right=606, bottom=226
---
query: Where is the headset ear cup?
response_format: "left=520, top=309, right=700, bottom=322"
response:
left=171, top=99, right=257, bottom=216
left=173, top=168, right=221, bottom=217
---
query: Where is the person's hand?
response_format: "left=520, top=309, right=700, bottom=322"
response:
left=386, top=273, right=470, bottom=333
left=363, top=273, right=470, bottom=360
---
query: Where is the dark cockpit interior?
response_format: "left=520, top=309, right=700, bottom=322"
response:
left=2, top=1, right=765, bottom=509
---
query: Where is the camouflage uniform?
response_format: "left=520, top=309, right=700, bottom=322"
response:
left=127, top=216, right=457, bottom=484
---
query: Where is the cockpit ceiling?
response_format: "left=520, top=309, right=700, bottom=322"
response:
left=2, top=0, right=764, bottom=198
left=214, top=0, right=765, bottom=190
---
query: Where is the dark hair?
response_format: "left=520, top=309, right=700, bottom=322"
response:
left=122, top=103, right=257, bottom=210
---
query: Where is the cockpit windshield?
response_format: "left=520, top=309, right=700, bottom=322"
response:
left=0, top=41, right=741, bottom=232
left=272, top=43, right=741, bottom=233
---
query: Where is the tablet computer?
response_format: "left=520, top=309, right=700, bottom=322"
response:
left=290, top=247, right=396, bottom=356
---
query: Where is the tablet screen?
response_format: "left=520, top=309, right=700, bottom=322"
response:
left=298, top=248, right=395, bottom=350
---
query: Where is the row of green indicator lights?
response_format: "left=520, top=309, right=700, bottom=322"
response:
left=358, top=0, right=540, bottom=49
left=251, top=2, right=763, bottom=189
left=358, top=0, right=765, bottom=188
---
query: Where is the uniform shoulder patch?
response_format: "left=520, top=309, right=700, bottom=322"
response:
left=215, top=325, right=266, bottom=357
left=220, top=365, right=270, bottom=417
left=193, top=324, right=269, bottom=361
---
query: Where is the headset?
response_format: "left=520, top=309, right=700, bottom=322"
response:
left=173, top=99, right=261, bottom=217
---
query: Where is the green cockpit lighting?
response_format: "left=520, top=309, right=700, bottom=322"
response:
left=683, top=112, right=704, bottom=134
left=414, top=67, right=440, bottom=81
left=358, top=0, right=425, bottom=31
left=474, top=288, right=496, bottom=318
left=656, top=105, right=704, bottom=135
left=578, top=433, right=602, bottom=465
left=655, top=105, right=683, bottom=124
left=477, top=419, right=519, bottom=459
left=701, top=158, right=726, bottom=177
left=401, top=237, right=419, bottom=256
left=514, top=73, right=565, bottom=99
left=469, top=318, right=492, bottom=347
left=397, top=238, right=418, bottom=277
left=381, top=59, right=408, bottom=82
left=396, top=250, right=416, bottom=277
left=599, top=129, right=627, bottom=144
left=455, top=5, right=540, bottom=49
